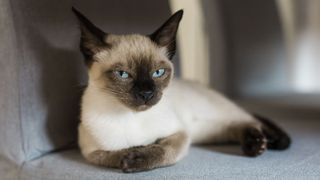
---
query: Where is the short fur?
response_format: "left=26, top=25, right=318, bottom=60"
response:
left=72, top=7, right=291, bottom=173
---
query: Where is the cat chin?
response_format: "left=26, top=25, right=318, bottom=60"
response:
left=133, top=100, right=159, bottom=111
left=135, top=105, right=152, bottom=111
left=127, top=101, right=159, bottom=112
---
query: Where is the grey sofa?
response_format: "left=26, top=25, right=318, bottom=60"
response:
left=1, top=0, right=320, bottom=179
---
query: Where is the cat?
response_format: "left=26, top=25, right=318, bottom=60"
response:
left=72, top=7, right=291, bottom=173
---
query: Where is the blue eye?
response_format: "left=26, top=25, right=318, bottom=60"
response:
left=115, top=71, right=129, bottom=79
left=152, top=69, right=165, bottom=78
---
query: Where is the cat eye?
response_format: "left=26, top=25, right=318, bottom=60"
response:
left=114, top=70, right=130, bottom=79
left=152, top=68, right=165, bottom=78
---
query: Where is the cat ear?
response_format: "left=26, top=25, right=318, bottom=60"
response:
left=149, top=10, right=183, bottom=59
left=72, top=7, right=110, bottom=65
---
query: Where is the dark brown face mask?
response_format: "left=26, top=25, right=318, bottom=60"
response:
left=72, top=7, right=183, bottom=111
left=103, top=57, right=173, bottom=111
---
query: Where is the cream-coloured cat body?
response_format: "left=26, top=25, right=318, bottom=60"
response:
left=71, top=8, right=291, bottom=172
left=72, top=8, right=290, bottom=172
left=79, top=79, right=256, bottom=158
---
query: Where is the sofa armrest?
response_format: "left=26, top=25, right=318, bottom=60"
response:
left=0, top=0, right=25, bottom=165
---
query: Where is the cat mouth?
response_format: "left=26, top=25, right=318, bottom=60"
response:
left=122, top=92, right=162, bottom=111
left=136, top=100, right=155, bottom=109
left=133, top=97, right=160, bottom=111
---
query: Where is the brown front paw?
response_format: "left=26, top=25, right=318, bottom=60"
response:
left=120, top=146, right=164, bottom=173
left=242, top=128, right=267, bottom=157
left=121, top=149, right=147, bottom=173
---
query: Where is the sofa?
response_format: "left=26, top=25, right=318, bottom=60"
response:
left=1, top=0, right=320, bottom=179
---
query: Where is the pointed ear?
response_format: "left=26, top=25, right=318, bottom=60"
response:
left=149, top=10, right=183, bottom=59
left=72, top=7, right=110, bottom=66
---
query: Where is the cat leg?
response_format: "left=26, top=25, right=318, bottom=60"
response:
left=87, top=148, right=128, bottom=169
left=214, top=121, right=267, bottom=157
left=120, top=131, right=190, bottom=173
left=86, top=131, right=190, bottom=173
left=254, top=114, right=291, bottom=150
left=218, top=116, right=290, bottom=157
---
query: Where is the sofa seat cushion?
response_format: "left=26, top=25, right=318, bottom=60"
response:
left=20, top=118, right=320, bottom=180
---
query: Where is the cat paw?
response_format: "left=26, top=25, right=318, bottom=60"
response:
left=120, top=146, right=164, bottom=173
left=254, top=114, right=291, bottom=150
left=242, top=128, right=267, bottom=157
left=121, top=150, right=147, bottom=173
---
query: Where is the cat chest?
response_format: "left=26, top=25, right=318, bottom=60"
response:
left=85, top=114, right=182, bottom=151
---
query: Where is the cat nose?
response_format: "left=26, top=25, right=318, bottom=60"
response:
left=138, top=90, right=154, bottom=101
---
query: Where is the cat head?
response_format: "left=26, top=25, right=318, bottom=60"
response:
left=72, top=7, right=183, bottom=111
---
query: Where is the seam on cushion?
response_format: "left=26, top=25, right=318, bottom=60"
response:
left=7, top=0, right=27, bottom=178
left=28, top=142, right=78, bottom=162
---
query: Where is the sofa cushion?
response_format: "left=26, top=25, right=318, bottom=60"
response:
left=19, top=118, right=320, bottom=180
left=0, top=0, right=25, bottom=164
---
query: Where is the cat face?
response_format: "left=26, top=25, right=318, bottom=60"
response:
left=72, top=8, right=183, bottom=111
left=89, top=35, right=173, bottom=111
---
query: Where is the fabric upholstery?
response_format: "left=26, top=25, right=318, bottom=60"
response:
left=1, top=0, right=320, bottom=179
left=0, top=0, right=25, bottom=167
left=19, top=117, right=320, bottom=180
left=0, top=0, right=172, bottom=164
left=0, top=0, right=174, bottom=178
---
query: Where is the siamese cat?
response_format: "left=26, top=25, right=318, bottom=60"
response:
left=72, top=7, right=291, bottom=173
